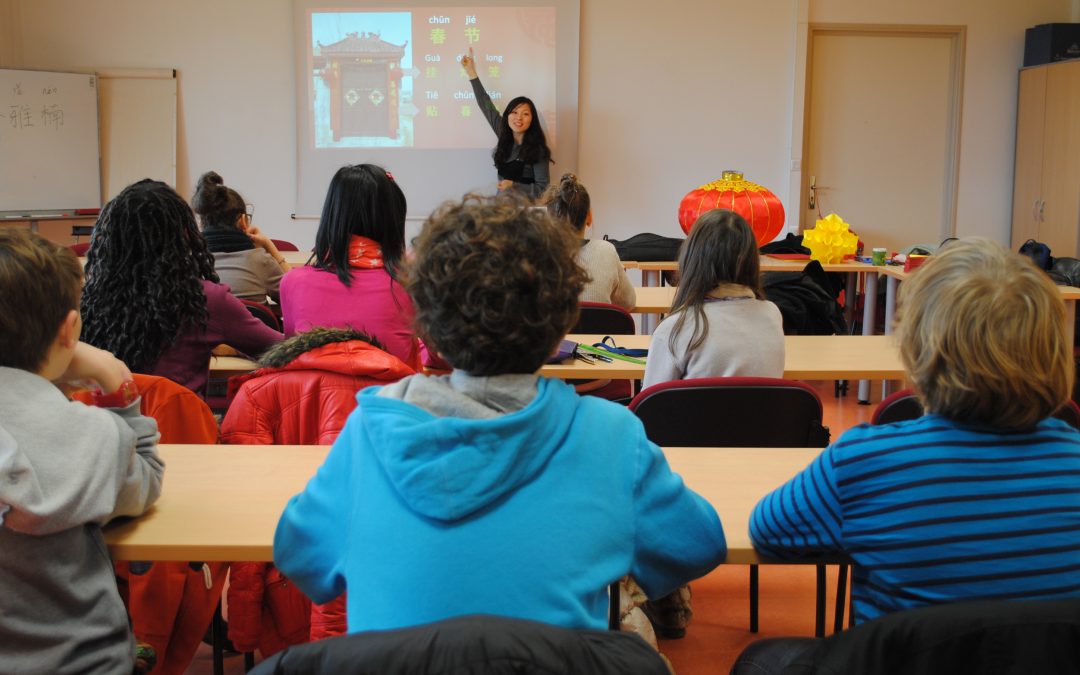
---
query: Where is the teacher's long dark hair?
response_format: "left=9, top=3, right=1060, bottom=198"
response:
left=81, top=179, right=219, bottom=372
left=492, top=96, right=551, bottom=167
left=313, top=164, right=407, bottom=286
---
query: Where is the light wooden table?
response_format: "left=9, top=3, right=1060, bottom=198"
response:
left=81, top=249, right=313, bottom=268
left=279, top=250, right=313, bottom=265
left=878, top=264, right=1080, bottom=345
left=212, top=334, right=905, bottom=383
left=103, top=444, right=822, bottom=564
left=635, top=258, right=879, bottom=339
left=632, top=286, right=676, bottom=314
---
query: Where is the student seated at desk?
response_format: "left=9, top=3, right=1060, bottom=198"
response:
left=643, top=209, right=784, bottom=389
left=81, top=179, right=282, bottom=398
left=279, top=164, right=422, bottom=370
left=0, top=229, right=164, bottom=674
left=541, top=173, right=635, bottom=311
left=192, top=170, right=290, bottom=304
left=273, top=194, right=727, bottom=633
left=735, top=238, right=1080, bottom=674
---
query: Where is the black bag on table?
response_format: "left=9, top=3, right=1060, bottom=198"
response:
left=603, top=233, right=683, bottom=261
left=1020, top=238, right=1054, bottom=271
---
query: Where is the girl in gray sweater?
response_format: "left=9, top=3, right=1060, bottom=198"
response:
left=642, top=210, right=784, bottom=389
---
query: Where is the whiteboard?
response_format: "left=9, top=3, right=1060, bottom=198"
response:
left=98, top=70, right=177, bottom=200
left=0, top=68, right=101, bottom=213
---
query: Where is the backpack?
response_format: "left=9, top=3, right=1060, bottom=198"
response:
left=1049, top=257, right=1080, bottom=288
left=762, top=261, right=848, bottom=336
left=603, top=233, right=684, bottom=261
left=759, top=232, right=811, bottom=256
left=1019, top=239, right=1053, bottom=271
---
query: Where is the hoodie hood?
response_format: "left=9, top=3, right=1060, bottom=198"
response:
left=356, top=377, right=579, bottom=522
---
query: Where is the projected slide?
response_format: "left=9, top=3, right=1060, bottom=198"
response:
left=308, top=7, right=556, bottom=150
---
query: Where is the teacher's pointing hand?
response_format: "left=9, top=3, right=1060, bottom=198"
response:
left=461, top=47, right=478, bottom=80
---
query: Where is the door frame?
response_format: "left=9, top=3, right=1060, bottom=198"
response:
left=791, top=22, right=966, bottom=239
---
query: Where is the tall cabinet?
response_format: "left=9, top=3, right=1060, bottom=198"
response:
left=1011, top=59, right=1080, bottom=257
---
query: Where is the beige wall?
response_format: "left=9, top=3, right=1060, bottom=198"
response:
left=0, top=0, right=21, bottom=67
left=9, top=0, right=1074, bottom=248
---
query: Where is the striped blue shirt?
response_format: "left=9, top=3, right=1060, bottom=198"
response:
left=749, top=414, right=1080, bottom=622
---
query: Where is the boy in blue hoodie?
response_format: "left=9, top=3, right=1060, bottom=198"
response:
left=274, top=194, right=727, bottom=632
left=0, top=229, right=164, bottom=674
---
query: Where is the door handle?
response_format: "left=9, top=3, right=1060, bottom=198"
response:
left=1039, top=199, right=1046, bottom=222
left=1034, top=199, right=1040, bottom=222
left=808, top=176, right=816, bottom=210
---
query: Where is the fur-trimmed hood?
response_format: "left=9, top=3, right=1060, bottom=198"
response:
left=225, top=328, right=414, bottom=404
left=257, top=327, right=386, bottom=369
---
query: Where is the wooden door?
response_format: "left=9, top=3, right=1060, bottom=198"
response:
left=340, top=62, right=390, bottom=138
left=1011, top=67, right=1047, bottom=250
left=801, top=27, right=964, bottom=255
left=1039, top=60, right=1080, bottom=257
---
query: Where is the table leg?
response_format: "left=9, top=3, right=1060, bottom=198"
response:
left=858, top=272, right=878, bottom=404
left=642, top=269, right=660, bottom=287
left=639, top=313, right=656, bottom=335
left=881, top=275, right=900, bottom=400
left=844, top=272, right=857, bottom=328
left=1066, top=299, right=1076, bottom=348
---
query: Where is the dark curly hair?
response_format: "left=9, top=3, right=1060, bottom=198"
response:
left=81, top=179, right=219, bottom=373
left=191, top=170, right=246, bottom=232
left=407, top=193, right=587, bottom=375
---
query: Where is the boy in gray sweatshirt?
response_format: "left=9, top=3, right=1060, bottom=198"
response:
left=0, top=229, right=164, bottom=674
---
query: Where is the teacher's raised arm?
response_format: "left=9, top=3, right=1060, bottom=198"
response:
left=461, top=47, right=552, bottom=200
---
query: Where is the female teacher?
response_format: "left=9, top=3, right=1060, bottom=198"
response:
left=461, top=47, right=552, bottom=200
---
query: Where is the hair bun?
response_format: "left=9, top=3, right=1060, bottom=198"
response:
left=201, top=171, right=224, bottom=187
left=559, top=173, right=577, bottom=186
left=192, top=171, right=226, bottom=214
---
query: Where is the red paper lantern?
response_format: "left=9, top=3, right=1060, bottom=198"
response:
left=678, top=170, right=785, bottom=246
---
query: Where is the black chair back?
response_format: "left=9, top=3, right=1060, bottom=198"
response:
left=779, top=598, right=1080, bottom=675
left=629, top=377, right=830, bottom=447
left=573, top=302, right=636, bottom=335
left=874, top=388, right=1080, bottom=431
left=249, top=614, right=670, bottom=675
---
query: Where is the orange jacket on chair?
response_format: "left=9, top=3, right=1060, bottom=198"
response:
left=119, top=374, right=225, bottom=675
left=220, top=332, right=414, bottom=654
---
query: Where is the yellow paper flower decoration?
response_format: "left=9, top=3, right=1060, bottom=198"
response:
left=803, top=213, right=858, bottom=264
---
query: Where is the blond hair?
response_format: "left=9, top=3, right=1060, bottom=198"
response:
left=896, top=237, right=1072, bottom=429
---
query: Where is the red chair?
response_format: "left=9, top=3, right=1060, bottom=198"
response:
left=571, top=302, right=637, bottom=402
left=69, top=242, right=91, bottom=256
left=240, top=299, right=282, bottom=332
left=629, top=377, right=840, bottom=636
left=271, top=239, right=300, bottom=251
left=873, top=388, right=1080, bottom=430
left=573, top=301, right=637, bottom=335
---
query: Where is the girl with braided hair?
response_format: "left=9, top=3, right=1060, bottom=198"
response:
left=81, top=179, right=282, bottom=397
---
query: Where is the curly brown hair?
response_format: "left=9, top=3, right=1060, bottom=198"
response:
left=407, top=194, right=588, bottom=375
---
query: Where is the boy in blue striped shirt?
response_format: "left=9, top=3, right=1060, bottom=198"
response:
left=750, top=238, right=1080, bottom=625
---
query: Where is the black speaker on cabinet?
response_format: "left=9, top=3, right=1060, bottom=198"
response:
left=1025, top=23, right=1080, bottom=67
